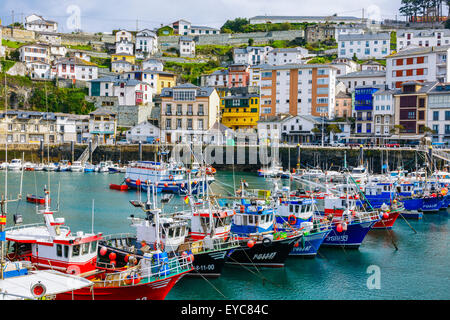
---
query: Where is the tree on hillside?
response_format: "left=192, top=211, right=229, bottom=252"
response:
left=248, top=38, right=254, bottom=46
left=220, top=18, right=249, bottom=33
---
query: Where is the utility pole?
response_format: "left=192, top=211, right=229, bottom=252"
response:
left=321, top=113, right=324, bottom=147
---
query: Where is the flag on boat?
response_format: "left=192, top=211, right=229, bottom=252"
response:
left=0, top=215, right=6, bottom=225
left=184, top=196, right=189, bottom=204
left=0, top=231, right=5, bottom=241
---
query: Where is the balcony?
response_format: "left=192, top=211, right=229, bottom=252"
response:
left=197, top=112, right=204, bottom=116
left=187, top=111, right=193, bottom=116
left=176, top=111, right=183, bottom=115
left=165, top=112, right=172, bottom=116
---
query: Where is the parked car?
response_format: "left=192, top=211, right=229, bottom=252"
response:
left=385, top=143, right=400, bottom=148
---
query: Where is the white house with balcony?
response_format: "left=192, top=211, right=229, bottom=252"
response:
left=266, top=47, right=311, bottom=66
left=233, top=46, right=272, bottom=66
left=19, top=44, right=50, bottom=65
left=88, top=108, right=117, bottom=145
left=373, top=87, right=395, bottom=138
left=142, top=58, right=163, bottom=71
left=338, top=32, right=391, bottom=60
left=135, top=29, right=158, bottom=58
left=115, top=30, right=133, bottom=43
left=427, top=82, right=450, bottom=144
left=115, top=41, right=134, bottom=55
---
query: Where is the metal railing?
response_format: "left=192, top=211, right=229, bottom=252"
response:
left=5, top=222, right=50, bottom=232
left=94, top=255, right=192, bottom=288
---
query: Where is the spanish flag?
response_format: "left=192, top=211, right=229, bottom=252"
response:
left=184, top=196, right=189, bottom=204
left=0, top=215, right=6, bottom=225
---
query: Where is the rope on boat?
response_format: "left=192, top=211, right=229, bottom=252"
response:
left=379, top=218, right=399, bottom=251
left=191, top=268, right=228, bottom=299
left=398, top=213, right=418, bottom=234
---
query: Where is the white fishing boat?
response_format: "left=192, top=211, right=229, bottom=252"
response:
left=7, top=159, right=22, bottom=171
left=70, top=161, right=84, bottom=172
left=43, top=162, right=58, bottom=172
left=22, top=162, right=36, bottom=171
left=34, top=163, right=45, bottom=171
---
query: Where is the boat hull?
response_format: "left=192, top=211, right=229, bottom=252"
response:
left=289, top=230, right=330, bottom=257
left=55, top=271, right=189, bottom=300
left=372, top=211, right=400, bottom=229
left=227, top=235, right=301, bottom=268
left=322, top=220, right=377, bottom=249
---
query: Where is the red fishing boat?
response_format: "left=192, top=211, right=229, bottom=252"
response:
left=6, top=187, right=193, bottom=300
left=26, top=194, right=49, bottom=204
left=109, top=184, right=129, bottom=191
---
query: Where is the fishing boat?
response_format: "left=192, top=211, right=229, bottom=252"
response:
left=124, top=161, right=213, bottom=194
left=26, top=194, right=50, bottom=205
left=34, top=163, right=45, bottom=171
left=257, top=159, right=289, bottom=178
left=96, top=161, right=111, bottom=173
left=161, top=194, right=174, bottom=203
left=57, top=160, right=71, bottom=172
left=98, top=182, right=239, bottom=278
left=6, top=187, right=192, bottom=300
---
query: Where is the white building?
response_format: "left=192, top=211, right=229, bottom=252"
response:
left=266, top=47, right=311, bottom=65
left=427, top=82, right=450, bottom=144
left=25, top=14, right=58, bottom=33
left=89, top=108, right=117, bottom=145
left=386, top=45, right=450, bottom=89
left=89, top=78, right=152, bottom=107
left=397, top=29, right=450, bottom=51
left=373, top=87, right=395, bottom=137
left=49, top=45, right=68, bottom=61
left=361, top=60, right=386, bottom=71
left=126, top=121, right=160, bottom=143
left=19, top=44, right=50, bottom=65
left=115, top=30, right=133, bottom=43
left=335, top=24, right=366, bottom=37
left=29, top=62, right=52, bottom=80
left=54, top=57, right=99, bottom=81
left=116, top=41, right=134, bottom=55
left=170, top=20, right=220, bottom=36
left=201, top=69, right=229, bottom=87
left=337, top=70, right=386, bottom=92
left=142, top=59, right=163, bottom=71
left=179, top=36, right=195, bottom=57
left=111, top=60, right=137, bottom=73
left=55, top=113, right=78, bottom=143
left=338, top=32, right=391, bottom=60
left=233, top=46, right=272, bottom=66
left=37, top=32, right=61, bottom=45
left=135, top=29, right=158, bottom=57
left=331, top=58, right=360, bottom=76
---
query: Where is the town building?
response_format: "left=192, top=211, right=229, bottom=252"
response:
left=37, top=32, right=61, bottom=45
left=19, top=43, right=50, bottom=65
left=111, top=60, right=137, bottom=73
left=334, top=91, right=352, bottom=118
left=354, top=85, right=383, bottom=136
left=259, top=64, right=337, bottom=118
left=393, top=81, right=437, bottom=139
left=334, top=24, right=366, bottom=37
left=170, top=20, right=220, bottom=36
left=142, top=58, right=164, bottom=71
left=233, top=46, right=272, bottom=66
left=337, top=70, right=386, bottom=92
left=179, top=36, right=195, bottom=57
left=338, top=32, right=391, bottom=60
left=426, top=82, right=450, bottom=144
left=115, top=30, right=133, bottom=43
left=397, top=29, right=450, bottom=50
left=305, top=24, right=336, bottom=43
left=266, top=47, right=311, bottom=65
left=115, top=40, right=134, bottom=55
left=160, top=84, right=220, bottom=143
left=135, top=29, right=158, bottom=58
left=54, top=57, right=99, bottom=81
left=88, top=108, right=117, bottom=145
left=220, top=93, right=260, bottom=130
left=386, top=45, right=450, bottom=89
left=331, top=58, right=360, bottom=76
left=228, top=64, right=250, bottom=88
left=126, top=121, right=160, bottom=143
left=0, top=110, right=57, bottom=144
left=361, top=60, right=386, bottom=71
left=373, top=86, right=396, bottom=141
left=201, top=69, right=229, bottom=87
left=25, top=14, right=58, bottom=33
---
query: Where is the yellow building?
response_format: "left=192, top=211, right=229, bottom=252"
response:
left=220, top=94, right=260, bottom=130
left=155, top=71, right=177, bottom=95
left=111, top=53, right=135, bottom=65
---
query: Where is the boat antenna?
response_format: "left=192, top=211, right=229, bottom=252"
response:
left=91, top=199, right=95, bottom=234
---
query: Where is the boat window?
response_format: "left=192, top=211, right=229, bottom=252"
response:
left=64, top=245, right=69, bottom=258
left=242, top=215, right=248, bottom=225
left=289, top=205, right=293, bottom=212
left=168, top=228, right=174, bottom=238
left=248, top=215, right=254, bottom=224
left=90, top=241, right=97, bottom=253
left=56, top=244, right=62, bottom=257
left=82, top=243, right=89, bottom=255
left=175, top=227, right=180, bottom=237
left=295, top=205, right=299, bottom=213
left=72, top=245, right=80, bottom=257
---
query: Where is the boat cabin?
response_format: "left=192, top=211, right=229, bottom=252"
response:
left=230, top=199, right=274, bottom=236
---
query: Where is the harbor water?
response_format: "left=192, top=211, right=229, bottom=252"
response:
left=0, top=170, right=448, bottom=300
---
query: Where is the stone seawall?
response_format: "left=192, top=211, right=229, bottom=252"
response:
left=0, top=144, right=432, bottom=173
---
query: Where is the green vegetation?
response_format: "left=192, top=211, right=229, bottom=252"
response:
left=390, top=31, right=397, bottom=51
left=221, top=18, right=308, bottom=33
left=0, top=60, right=16, bottom=72
left=164, top=61, right=224, bottom=85
left=2, top=39, right=24, bottom=49
left=307, top=54, right=337, bottom=64
left=66, top=44, right=93, bottom=51
left=196, top=45, right=234, bottom=61
left=90, top=57, right=111, bottom=69
left=254, top=37, right=307, bottom=49
left=29, top=87, right=95, bottom=114
left=157, top=26, right=174, bottom=36
left=304, top=40, right=337, bottom=52
left=0, top=73, right=95, bottom=114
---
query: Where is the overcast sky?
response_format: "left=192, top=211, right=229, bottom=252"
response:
left=0, top=0, right=403, bottom=33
